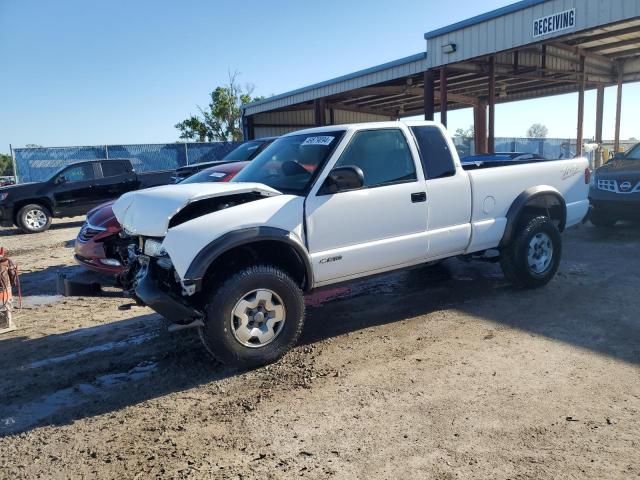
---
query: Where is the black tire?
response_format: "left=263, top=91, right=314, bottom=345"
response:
left=16, top=203, right=52, bottom=233
left=500, top=216, right=561, bottom=289
left=589, top=208, right=617, bottom=228
left=198, top=265, right=305, bottom=368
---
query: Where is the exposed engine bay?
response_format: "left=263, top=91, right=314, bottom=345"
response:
left=117, top=192, right=269, bottom=318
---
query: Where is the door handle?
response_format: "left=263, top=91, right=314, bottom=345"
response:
left=411, top=192, right=427, bottom=203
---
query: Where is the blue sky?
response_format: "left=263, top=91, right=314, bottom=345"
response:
left=0, top=0, right=638, bottom=152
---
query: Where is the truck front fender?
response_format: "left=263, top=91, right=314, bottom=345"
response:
left=184, top=226, right=314, bottom=292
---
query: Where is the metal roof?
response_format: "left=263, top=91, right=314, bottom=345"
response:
left=242, top=53, right=428, bottom=116
left=243, top=0, right=640, bottom=123
left=424, top=0, right=547, bottom=39
left=425, top=0, right=640, bottom=68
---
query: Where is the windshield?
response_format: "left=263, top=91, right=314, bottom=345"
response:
left=624, top=144, right=640, bottom=160
left=232, top=132, right=344, bottom=194
left=180, top=168, right=230, bottom=184
left=223, top=141, right=264, bottom=161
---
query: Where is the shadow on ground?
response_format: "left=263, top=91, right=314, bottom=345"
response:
left=0, top=223, right=639, bottom=436
left=0, top=220, right=84, bottom=237
left=18, top=264, right=117, bottom=296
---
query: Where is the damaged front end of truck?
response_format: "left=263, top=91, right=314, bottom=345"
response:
left=112, top=181, right=303, bottom=328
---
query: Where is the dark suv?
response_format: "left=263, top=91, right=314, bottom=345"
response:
left=0, top=159, right=167, bottom=233
left=589, top=143, right=640, bottom=227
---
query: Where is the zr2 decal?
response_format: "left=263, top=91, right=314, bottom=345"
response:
left=561, top=164, right=580, bottom=180
left=319, top=255, right=342, bottom=264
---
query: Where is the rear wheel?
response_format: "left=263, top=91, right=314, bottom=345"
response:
left=500, top=216, right=561, bottom=289
left=16, top=204, right=52, bottom=233
left=198, top=265, right=305, bottom=368
left=589, top=208, right=617, bottom=228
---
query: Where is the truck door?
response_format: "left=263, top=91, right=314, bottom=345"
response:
left=52, top=163, right=98, bottom=217
left=305, top=127, right=429, bottom=285
left=93, top=160, right=139, bottom=204
left=409, top=124, right=472, bottom=259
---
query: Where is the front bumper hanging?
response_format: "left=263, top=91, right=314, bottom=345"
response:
left=134, top=257, right=203, bottom=323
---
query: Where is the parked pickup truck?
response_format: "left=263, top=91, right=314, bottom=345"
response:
left=0, top=159, right=171, bottom=233
left=113, top=121, right=590, bottom=367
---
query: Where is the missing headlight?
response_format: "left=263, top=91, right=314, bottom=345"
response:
left=143, top=239, right=166, bottom=257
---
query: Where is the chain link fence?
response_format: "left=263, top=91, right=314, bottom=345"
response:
left=12, top=137, right=637, bottom=183
left=12, top=142, right=241, bottom=183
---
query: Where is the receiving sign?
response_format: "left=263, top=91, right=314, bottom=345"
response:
left=533, top=8, right=576, bottom=38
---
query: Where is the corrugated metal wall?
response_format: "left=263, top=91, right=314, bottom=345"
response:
left=427, top=0, right=640, bottom=67
left=253, top=109, right=392, bottom=138
left=254, top=110, right=314, bottom=126
left=332, top=109, right=391, bottom=124
left=255, top=126, right=302, bottom=138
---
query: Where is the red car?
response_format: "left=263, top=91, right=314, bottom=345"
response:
left=74, top=161, right=248, bottom=275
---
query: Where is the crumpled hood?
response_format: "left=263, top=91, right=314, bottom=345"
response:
left=112, top=182, right=281, bottom=237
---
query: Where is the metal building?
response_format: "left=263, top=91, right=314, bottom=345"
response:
left=242, top=0, right=640, bottom=160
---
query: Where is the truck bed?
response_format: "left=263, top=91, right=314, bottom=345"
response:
left=462, top=158, right=550, bottom=170
left=465, top=158, right=590, bottom=253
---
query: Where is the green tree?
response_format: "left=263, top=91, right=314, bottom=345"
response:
left=454, top=125, right=474, bottom=138
left=175, top=72, right=263, bottom=142
left=0, top=154, right=14, bottom=176
left=526, top=123, right=548, bottom=138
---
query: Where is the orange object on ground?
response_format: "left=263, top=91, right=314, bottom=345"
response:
left=0, top=247, right=19, bottom=334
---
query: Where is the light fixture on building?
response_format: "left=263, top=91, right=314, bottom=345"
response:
left=442, top=43, right=457, bottom=54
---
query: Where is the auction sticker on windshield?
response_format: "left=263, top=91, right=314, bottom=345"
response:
left=301, top=136, right=334, bottom=146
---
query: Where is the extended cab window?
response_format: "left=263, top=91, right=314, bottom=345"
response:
left=61, top=164, right=95, bottom=182
left=410, top=126, right=456, bottom=179
left=101, top=161, right=129, bottom=177
left=334, top=129, right=416, bottom=187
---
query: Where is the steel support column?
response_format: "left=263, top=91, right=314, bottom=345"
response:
left=473, top=102, right=487, bottom=154
left=488, top=56, right=496, bottom=154
left=614, top=62, right=624, bottom=153
left=242, top=114, right=255, bottom=140
left=439, top=67, right=448, bottom=127
left=576, top=55, right=585, bottom=157
left=9, top=144, right=17, bottom=183
left=595, top=86, right=605, bottom=168
left=424, top=70, right=435, bottom=121
left=595, top=86, right=604, bottom=143
left=314, top=99, right=326, bottom=126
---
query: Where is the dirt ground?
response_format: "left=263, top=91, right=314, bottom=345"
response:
left=0, top=218, right=638, bottom=479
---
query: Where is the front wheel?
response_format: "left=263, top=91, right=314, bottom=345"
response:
left=16, top=203, right=52, bottom=233
left=199, top=265, right=305, bottom=368
left=500, top=216, right=562, bottom=289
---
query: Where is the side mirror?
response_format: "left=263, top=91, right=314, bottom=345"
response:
left=613, top=152, right=625, bottom=160
left=55, top=175, right=67, bottom=185
left=320, top=166, right=364, bottom=194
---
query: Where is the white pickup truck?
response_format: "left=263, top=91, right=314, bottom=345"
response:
left=113, top=121, right=589, bottom=367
